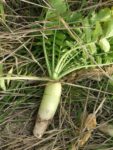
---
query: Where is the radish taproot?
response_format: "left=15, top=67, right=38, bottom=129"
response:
left=33, top=82, right=62, bottom=138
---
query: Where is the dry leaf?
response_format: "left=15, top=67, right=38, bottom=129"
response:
left=84, top=113, right=97, bottom=130
left=65, top=64, right=113, bottom=83
left=72, top=132, right=92, bottom=150
left=78, top=114, right=96, bottom=146
left=98, top=123, right=113, bottom=137
left=78, top=131, right=91, bottom=146
left=73, top=113, right=97, bottom=150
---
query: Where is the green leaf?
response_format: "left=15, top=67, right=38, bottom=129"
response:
left=7, top=67, right=13, bottom=85
left=98, top=38, right=110, bottom=52
left=96, top=8, right=111, bottom=22
left=66, top=41, right=74, bottom=48
left=103, top=20, right=113, bottom=38
left=88, top=43, right=97, bottom=54
left=49, top=0, right=67, bottom=15
left=93, top=21, right=103, bottom=40
left=83, top=17, right=91, bottom=42
left=56, top=32, right=66, bottom=41
left=96, top=56, right=102, bottom=64
left=45, top=0, right=68, bottom=29
left=0, top=64, right=6, bottom=91
left=69, top=11, right=82, bottom=22
left=0, top=2, right=5, bottom=21
left=0, top=79, right=6, bottom=91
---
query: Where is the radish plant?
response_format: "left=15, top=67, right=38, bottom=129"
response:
left=1, top=1, right=113, bottom=138
left=33, top=1, right=113, bottom=138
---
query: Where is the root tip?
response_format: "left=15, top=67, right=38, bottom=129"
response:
left=33, top=119, right=50, bottom=138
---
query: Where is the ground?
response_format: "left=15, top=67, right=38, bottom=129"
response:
left=1, top=0, right=113, bottom=150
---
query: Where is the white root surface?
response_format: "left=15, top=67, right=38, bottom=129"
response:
left=33, top=82, right=62, bottom=138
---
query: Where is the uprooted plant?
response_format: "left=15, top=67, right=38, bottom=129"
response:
left=33, top=2, right=113, bottom=138
left=1, top=1, right=113, bottom=138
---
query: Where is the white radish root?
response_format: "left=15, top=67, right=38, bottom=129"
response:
left=33, top=82, right=62, bottom=138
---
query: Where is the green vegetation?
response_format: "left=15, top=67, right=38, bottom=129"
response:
left=33, top=1, right=113, bottom=138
